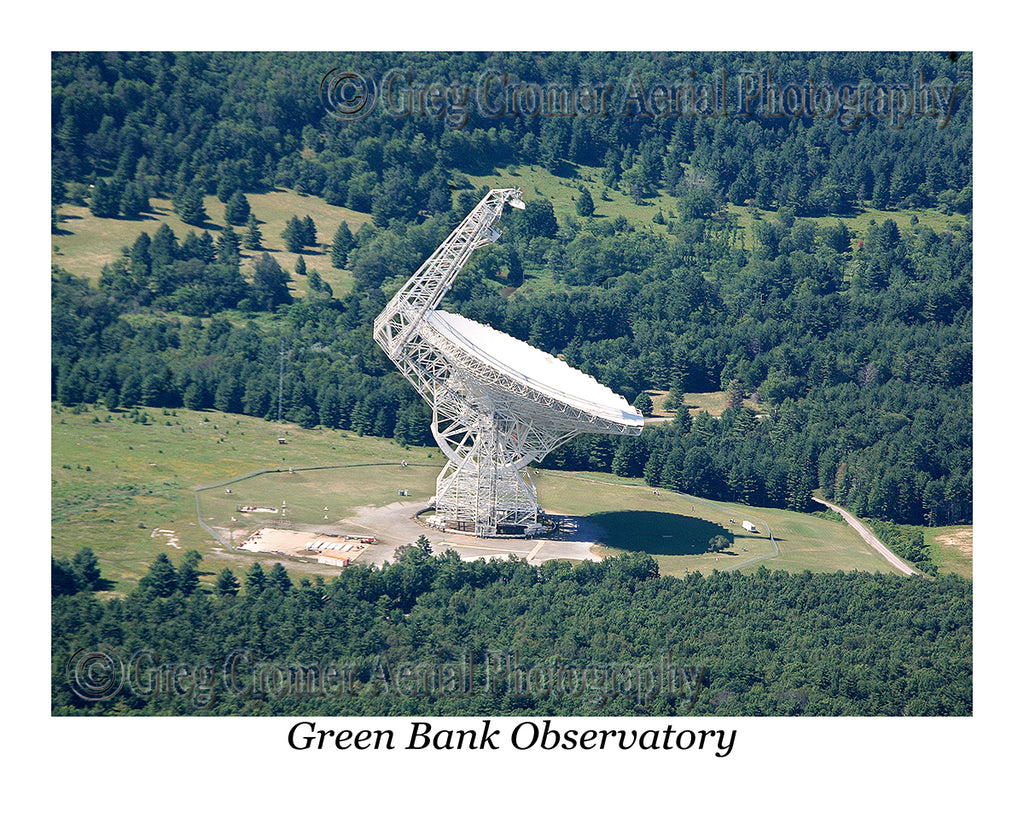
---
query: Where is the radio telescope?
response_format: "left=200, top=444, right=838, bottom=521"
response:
left=373, top=188, right=643, bottom=537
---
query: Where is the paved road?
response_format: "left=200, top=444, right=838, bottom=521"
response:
left=812, top=497, right=917, bottom=576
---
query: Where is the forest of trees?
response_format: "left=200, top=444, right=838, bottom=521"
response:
left=52, top=546, right=971, bottom=716
left=52, top=52, right=971, bottom=223
left=52, top=204, right=971, bottom=529
left=50, top=53, right=972, bottom=526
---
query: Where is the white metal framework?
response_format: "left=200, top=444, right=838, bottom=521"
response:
left=374, top=188, right=643, bottom=536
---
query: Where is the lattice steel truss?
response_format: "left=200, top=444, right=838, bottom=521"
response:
left=373, top=188, right=642, bottom=536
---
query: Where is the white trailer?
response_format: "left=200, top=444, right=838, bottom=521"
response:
left=742, top=520, right=758, bottom=533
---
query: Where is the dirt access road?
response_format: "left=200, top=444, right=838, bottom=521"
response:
left=813, top=497, right=917, bottom=576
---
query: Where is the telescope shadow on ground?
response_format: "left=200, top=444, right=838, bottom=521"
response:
left=590, top=510, right=735, bottom=556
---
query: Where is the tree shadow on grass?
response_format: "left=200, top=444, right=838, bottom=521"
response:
left=590, top=510, right=733, bottom=556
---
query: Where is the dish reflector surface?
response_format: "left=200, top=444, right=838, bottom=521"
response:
left=425, top=310, right=643, bottom=427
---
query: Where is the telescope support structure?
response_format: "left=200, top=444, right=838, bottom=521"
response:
left=374, top=188, right=640, bottom=536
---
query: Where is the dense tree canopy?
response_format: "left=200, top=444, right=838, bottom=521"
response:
left=52, top=548, right=971, bottom=716
left=52, top=52, right=971, bottom=222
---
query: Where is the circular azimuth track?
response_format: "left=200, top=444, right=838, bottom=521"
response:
left=373, top=187, right=643, bottom=537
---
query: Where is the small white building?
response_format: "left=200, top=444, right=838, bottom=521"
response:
left=742, top=520, right=758, bottom=533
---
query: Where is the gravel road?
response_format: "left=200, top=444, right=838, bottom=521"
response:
left=813, top=497, right=917, bottom=576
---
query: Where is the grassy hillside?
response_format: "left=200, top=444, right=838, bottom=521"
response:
left=468, top=162, right=970, bottom=246
left=53, top=169, right=970, bottom=310
left=51, top=190, right=370, bottom=300
left=533, top=470, right=899, bottom=577
left=51, top=404, right=440, bottom=592
left=53, top=403, right=967, bottom=599
left=646, top=389, right=764, bottom=421
left=726, top=201, right=969, bottom=245
left=926, top=526, right=974, bottom=579
left=465, top=163, right=678, bottom=232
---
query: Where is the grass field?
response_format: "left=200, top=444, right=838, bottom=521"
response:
left=726, top=201, right=970, bottom=246
left=196, top=461, right=441, bottom=548
left=533, top=470, right=899, bottom=577
left=466, top=163, right=678, bottom=234
left=51, top=190, right=370, bottom=300
left=646, top=389, right=763, bottom=422
left=926, top=525, right=973, bottom=579
left=51, top=404, right=441, bottom=591
left=53, top=403, right=967, bottom=592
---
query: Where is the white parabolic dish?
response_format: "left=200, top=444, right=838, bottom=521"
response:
left=425, top=309, right=644, bottom=428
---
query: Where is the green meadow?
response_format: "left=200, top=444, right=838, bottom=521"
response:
left=925, top=525, right=973, bottom=579
left=645, top=389, right=764, bottom=422
left=467, top=162, right=969, bottom=244
left=533, top=470, right=898, bottom=577
left=52, top=190, right=369, bottom=300
left=53, top=168, right=970, bottom=313
left=51, top=405, right=440, bottom=591
left=53, top=404, right=969, bottom=594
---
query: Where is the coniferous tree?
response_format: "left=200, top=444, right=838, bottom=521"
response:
left=89, top=178, right=121, bottom=218
left=301, top=215, right=317, bottom=248
left=119, top=181, right=149, bottom=219
left=215, top=568, right=240, bottom=596
left=252, top=252, right=292, bottom=309
left=149, top=223, right=179, bottom=268
left=139, top=553, right=178, bottom=597
left=217, top=225, right=241, bottom=267
left=575, top=186, right=595, bottom=217
left=243, top=213, right=263, bottom=249
left=282, top=216, right=304, bottom=253
left=178, top=562, right=199, bottom=595
left=331, top=221, right=354, bottom=269
left=267, top=563, right=292, bottom=592
left=51, top=557, right=78, bottom=596
left=725, top=379, right=744, bottom=410
left=633, top=391, right=653, bottom=416
left=307, top=268, right=332, bottom=299
left=175, top=185, right=208, bottom=226
left=181, top=230, right=216, bottom=263
left=119, top=372, right=142, bottom=408
left=70, top=546, right=102, bottom=590
left=129, top=232, right=152, bottom=280
left=506, top=247, right=524, bottom=287
left=224, top=191, right=251, bottom=226
left=245, top=562, right=266, bottom=595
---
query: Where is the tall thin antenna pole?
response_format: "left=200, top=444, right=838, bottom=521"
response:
left=277, top=339, right=285, bottom=443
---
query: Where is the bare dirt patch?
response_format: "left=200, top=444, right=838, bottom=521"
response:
left=341, top=501, right=604, bottom=567
left=935, top=529, right=973, bottom=557
left=237, top=526, right=370, bottom=564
